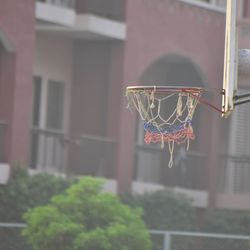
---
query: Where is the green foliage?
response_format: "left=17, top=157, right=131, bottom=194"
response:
left=205, top=209, right=250, bottom=234
left=203, top=209, right=250, bottom=250
left=121, top=190, right=195, bottom=250
left=0, top=168, right=74, bottom=222
left=23, top=177, right=152, bottom=250
left=122, top=190, right=195, bottom=230
left=0, top=168, right=75, bottom=250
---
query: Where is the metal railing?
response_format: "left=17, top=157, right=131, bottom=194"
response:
left=0, top=223, right=30, bottom=250
left=218, top=154, right=250, bottom=194
left=77, top=0, right=125, bottom=21
left=150, top=230, right=250, bottom=250
left=37, top=0, right=75, bottom=9
left=30, top=128, right=117, bottom=178
left=1, top=223, right=250, bottom=250
left=135, top=145, right=207, bottom=190
left=71, top=134, right=117, bottom=178
left=30, top=127, right=68, bottom=174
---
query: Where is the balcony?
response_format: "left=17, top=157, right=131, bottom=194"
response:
left=135, top=145, right=208, bottom=190
left=75, top=0, right=125, bottom=22
left=30, top=127, right=68, bottom=174
left=35, top=0, right=75, bottom=26
left=37, top=0, right=75, bottom=9
left=29, top=128, right=117, bottom=179
left=70, top=134, right=117, bottom=178
left=134, top=145, right=208, bottom=207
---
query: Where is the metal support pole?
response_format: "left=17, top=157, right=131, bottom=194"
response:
left=163, top=232, right=171, bottom=250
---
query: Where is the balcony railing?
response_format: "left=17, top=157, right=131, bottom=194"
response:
left=218, top=154, right=250, bottom=194
left=29, top=128, right=117, bottom=178
left=135, top=145, right=208, bottom=190
left=37, top=0, right=75, bottom=9
left=69, top=134, right=117, bottom=178
left=30, top=127, right=68, bottom=174
left=76, top=0, right=125, bottom=22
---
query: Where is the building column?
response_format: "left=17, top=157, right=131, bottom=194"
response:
left=0, top=0, right=35, bottom=167
left=0, top=48, right=34, bottom=167
left=0, top=50, right=15, bottom=163
left=207, top=107, right=221, bottom=208
left=116, top=86, right=137, bottom=193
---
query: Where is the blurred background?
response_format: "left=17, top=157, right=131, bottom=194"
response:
left=1, top=0, right=250, bottom=249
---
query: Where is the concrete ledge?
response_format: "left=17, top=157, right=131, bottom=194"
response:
left=132, top=181, right=208, bottom=208
left=35, top=2, right=75, bottom=27
left=172, top=187, right=208, bottom=208
left=103, top=179, right=117, bottom=193
left=0, top=163, right=10, bottom=184
left=75, top=14, right=126, bottom=40
left=132, top=181, right=165, bottom=194
left=36, top=14, right=126, bottom=41
left=216, top=193, right=250, bottom=210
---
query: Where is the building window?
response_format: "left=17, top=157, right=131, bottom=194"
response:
left=46, top=80, right=64, bottom=130
left=30, top=77, right=65, bottom=171
left=32, top=77, right=65, bottom=130
left=32, top=76, right=42, bottom=127
left=225, top=88, right=250, bottom=193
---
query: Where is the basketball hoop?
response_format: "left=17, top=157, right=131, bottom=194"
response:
left=126, top=86, right=203, bottom=167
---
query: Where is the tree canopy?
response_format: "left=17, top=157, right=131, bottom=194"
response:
left=23, top=177, right=152, bottom=250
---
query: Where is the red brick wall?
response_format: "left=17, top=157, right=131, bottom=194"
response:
left=0, top=0, right=35, bottom=165
left=243, top=0, right=250, bottom=17
left=70, top=41, right=111, bottom=137
left=69, top=41, right=112, bottom=174
left=117, top=0, right=226, bottom=192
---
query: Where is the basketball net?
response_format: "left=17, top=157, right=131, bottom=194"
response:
left=126, top=87, right=201, bottom=167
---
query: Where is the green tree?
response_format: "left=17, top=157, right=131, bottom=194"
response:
left=23, top=177, right=152, bottom=250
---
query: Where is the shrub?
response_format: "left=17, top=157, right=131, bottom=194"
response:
left=205, top=209, right=250, bottom=234
left=203, top=209, right=250, bottom=250
left=122, top=190, right=195, bottom=230
left=0, top=168, right=75, bottom=250
left=23, top=177, right=152, bottom=250
left=0, top=168, right=74, bottom=222
left=121, top=190, right=195, bottom=250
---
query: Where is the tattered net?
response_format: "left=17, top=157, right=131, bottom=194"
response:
left=126, top=86, right=203, bottom=167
